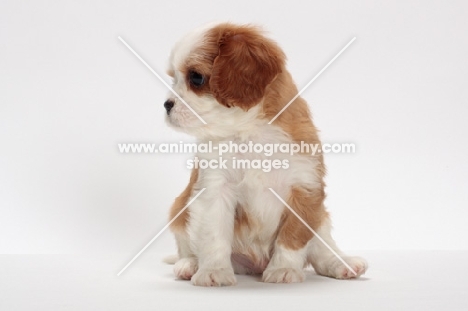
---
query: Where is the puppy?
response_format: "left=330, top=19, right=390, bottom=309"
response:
left=164, top=22, right=367, bottom=286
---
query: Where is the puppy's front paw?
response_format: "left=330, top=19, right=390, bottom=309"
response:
left=262, top=268, right=305, bottom=283
left=191, top=268, right=237, bottom=287
left=174, top=257, right=198, bottom=280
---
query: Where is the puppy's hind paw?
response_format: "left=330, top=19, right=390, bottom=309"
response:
left=334, top=256, right=368, bottom=279
left=316, top=256, right=368, bottom=279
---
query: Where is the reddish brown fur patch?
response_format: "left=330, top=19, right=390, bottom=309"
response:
left=204, top=24, right=285, bottom=110
left=169, top=168, right=199, bottom=232
left=260, top=38, right=328, bottom=251
left=234, top=203, right=251, bottom=234
left=264, top=71, right=324, bottom=162
left=276, top=187, right=328, bottom=250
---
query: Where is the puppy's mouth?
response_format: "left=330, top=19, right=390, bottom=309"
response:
left=165, top=113, right=180, bottom=127
left=163, top=99, right=180, bottom=127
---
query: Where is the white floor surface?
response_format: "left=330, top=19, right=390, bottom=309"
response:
left=1, top=251, right=467, bottom=310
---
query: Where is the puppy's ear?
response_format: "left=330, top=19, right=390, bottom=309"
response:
left=209, top=26, right=285, bottom=110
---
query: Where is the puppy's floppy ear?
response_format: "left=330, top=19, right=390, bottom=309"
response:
left=209, top=25, right=285, bottom=110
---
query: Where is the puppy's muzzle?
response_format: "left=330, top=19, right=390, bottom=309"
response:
left=164, top=99, right=174, bottom=115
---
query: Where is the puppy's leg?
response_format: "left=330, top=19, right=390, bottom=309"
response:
left=262, top=243, right=308, bottom=283
left=263, top=187, right=326, bottom=283
left=169, top=168, right=198, bottom=280
left=173, top=232, right=198, bottom=280
left=189, top=177, right=237, bottom=287
left=307, top=217, right=368, bottom=279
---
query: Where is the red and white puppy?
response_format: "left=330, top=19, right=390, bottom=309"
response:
left=165, top=22, right=367, bottom=286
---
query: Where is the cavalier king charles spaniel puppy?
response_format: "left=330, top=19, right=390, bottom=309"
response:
left=164, top=22, right=367, bottom=286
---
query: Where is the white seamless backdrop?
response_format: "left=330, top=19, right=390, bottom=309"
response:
left=1, top=0, right=467, bottom=256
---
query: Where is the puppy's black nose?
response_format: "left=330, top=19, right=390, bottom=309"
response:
left=164, top=99, right=174, bottom=114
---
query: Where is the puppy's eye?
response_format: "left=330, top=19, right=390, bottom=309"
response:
left=189, top=71, right=205, bottom=87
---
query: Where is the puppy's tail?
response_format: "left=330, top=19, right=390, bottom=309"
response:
left=163, top=254, right=179, bottom=265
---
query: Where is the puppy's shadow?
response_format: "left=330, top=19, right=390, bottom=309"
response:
left=249, top=270, right=371, bottom=288
left=150, top=270, right=370, bottom=292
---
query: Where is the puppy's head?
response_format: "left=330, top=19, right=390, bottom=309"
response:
left=165, top=23, right=285, bottom=139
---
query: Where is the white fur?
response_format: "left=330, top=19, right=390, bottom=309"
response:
left=169, top=22, right=222, bottom=73
left=263, top=244, right=307, bottom=283
left=174, top=257, right=198, bottom=280
left=307, top=218, right=368, bottom=279
left=166, top=25, right=367, bottom=286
